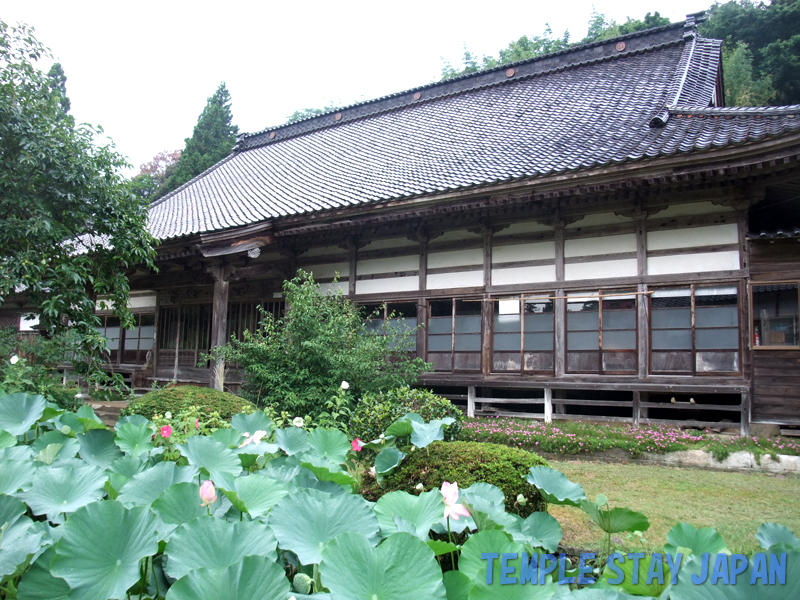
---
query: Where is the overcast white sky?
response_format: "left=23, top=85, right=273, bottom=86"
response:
left=4, top=0, right=711, bottom=174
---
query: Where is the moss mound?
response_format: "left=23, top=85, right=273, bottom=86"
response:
left=362, top=440, right=549, bottom=517
left=351, top=386, right=463, bottom=442
left=122, top=385, right=254, bottom=421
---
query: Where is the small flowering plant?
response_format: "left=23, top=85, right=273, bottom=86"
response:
left=151, top=406, right=230, bottom=459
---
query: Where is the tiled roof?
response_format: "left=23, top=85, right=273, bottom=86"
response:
left=149, top=19, right=800, bottom=241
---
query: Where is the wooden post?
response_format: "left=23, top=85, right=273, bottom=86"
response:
left=208, top=265, right=232, bottom=390
left=348, top=243, right=357, bottom=297
left=467, top=385, right=476, bottom=418
left=418, top=230, right=428, bottom=292
left=172, top=308, right=180, bottom=383
left=632, top=390, right=641, bottom=427
left=741, top=389, right=751, bottom=436
left=554, top=223, right=566, bottom=378
left=416, top=298, right=427, bottom=360
left=637, top=283, right=649, bottom=379
left=544, top=387, right=553, bottom=423
left=151, top=292, right=161, bottom=377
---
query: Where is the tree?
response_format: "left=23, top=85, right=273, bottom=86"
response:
left=130, top=149, right=181, bottom=201
left=701, top=0, right=800, bottom=105
left=46, top=61, right=70, bottom=114
left=0, top=20, right=156, bottom=384
left=210, top=272, right=431, bottom=418
left=722, top=40, right=775, bottom=105
left=162, top=83, right=238, bottom=197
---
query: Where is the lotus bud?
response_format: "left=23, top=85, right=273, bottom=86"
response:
left=516, top=494, right=527, bottom=506
left=200, top=480, right=217, bottom=506
left=415, top=483, right=424, bottom=491
left=164, top=411, right=172, bottom=419
left=293, top=573, right=314, bottom=595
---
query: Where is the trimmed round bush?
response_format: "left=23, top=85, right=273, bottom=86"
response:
left=361, top=441, right=549, bottom=517
left=350, top=386, right=463, bottom=441
left=121, top=385, right=255, bottom=421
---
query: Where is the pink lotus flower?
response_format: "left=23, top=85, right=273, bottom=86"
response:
left=200, top=480, right=217, bottom=506
left=440, top=482, right=470, bottom=521
left=351, top=438, right=363, bottom=452
left=195, top=419, right=200, bottom=429
left=160, top=425, right=172, bottom=438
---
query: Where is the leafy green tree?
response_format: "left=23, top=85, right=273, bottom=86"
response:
left=701, top=0, right=800, bottom=105
left=130, top=149, right=181, bottom=201
left=722, top=40, right=776, bottom=105
left=161, top=83, right=238, bottom=197
left=46, top=61, right=70, bottom=114
left=210, top=272, right=431, bottom=418
left=0, top=20, right=156, bottom=384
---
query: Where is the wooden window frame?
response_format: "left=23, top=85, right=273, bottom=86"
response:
left=565, top=289, right=639, bottom=376
left=96, top=312, right=156, bottom=366
left=426, top=297, right=483, bottom=374
left=649, top=283, right=742, bottom=375
left=490, top=295, right=555, bottom=375
left=749, top=281, right=800, bottom=350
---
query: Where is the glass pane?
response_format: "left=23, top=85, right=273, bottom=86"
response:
left=524, top=313, right=554, bottom=333
left=651, top=351, right=693, bottom=372
left=427, top=335, right=452, bottom=351
left=524, top=299, right=554, bottom=314
left=568, top=312, right=599, bottom=331
left=524, top=332, right=553, bottom=351
left=568, top=331, right=599, bottom=350
left=567, top=352, right=599, bottom=372
left=652, top=308, right=691, bottom=329
left=387, top=317, right=416, bottom=331
left=494, top=314, right=521, bottom=333
left=106, top=337, right=119, bottom=350
left=140, top=325, right=155, bottom=339
left=603, top=295, right=636, bottom=311
left=454, top=316, right=481, bottom=334
left=106, top=316, right=121, bottom=328
left=141, top=314, right=155, bottom=327
left=361, top=303, right=385, bottom=318
left=430, top=300, right=452, bottom=318
left=126, top=326, right=140, bottom=336
left=105, top=327, right=120, bottom=340
left=493, top=333, right=521, bottom=351
left=603, top=352, right=636, bottom=372
left=696, top=351, right=739, bottom=372
left=389, top=303, right=417, bottom=318
left=524, top=352, right=554, bottom=372
left=652, top=289, right=691, bottom=309
left=139, top=338, right=153, bottom=351
left=651, top=329, right=692, bottom=350
left=696, top=328, right=739, bottom=350
left=603, top=310, right=635, bottom=330
left=454, top=352, right=481, bottom=371
left=455, top=299, right=482, bottom=316
left=696, top=286, right=738, bottom=306
left=497, top=299, right=521, bottom=315
left=603, top=330, right=636, bottom=350
left=365, top=319, right=385, bottom=333
left=493, top=352, right=521, bottom=371
left=454, top=333, right=481, bottom=351
left=429, top=353, right=451, bottom=371
left=428, top=317, right=452, bottom=335
left=696, top=306, right=738, bottom=328
left=753, top=284, right=799, bottom=347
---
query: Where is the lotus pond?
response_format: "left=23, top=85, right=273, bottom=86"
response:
left=0, top=392, right=798, bottom=599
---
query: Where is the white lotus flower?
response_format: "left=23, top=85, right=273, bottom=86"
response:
left=9, top=355, right=19, bottom=365
left=340, top=381, right=350, bottom=390
left=292, top=417, right=304, bottom=427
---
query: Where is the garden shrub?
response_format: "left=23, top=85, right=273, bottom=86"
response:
left=209, top=271, right=431, bottom=418
left=362, top=441, right=549, bottom=517
left=351, top=386, right=463, bottom=441
left=121, top=385, right=255, bottom=421
left=45, top=384, right=84, bottom=411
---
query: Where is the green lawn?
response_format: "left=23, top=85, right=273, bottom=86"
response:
left=546, top=459, right=800, bottom=554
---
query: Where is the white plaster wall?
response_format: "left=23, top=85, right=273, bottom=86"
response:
left=319, top=282, right=349, bottom=295
left=427, top=270, right=483, bottom=290
left=565, top=234, right=636, bottom=258
left=647, top=224, right=738, bottom=251
left=492, top=241, right=555, bottom=264
left=428, top=248, right=483, bottom=269
left=565, top=258, right=638, bottom=281
left=647, top=251, right=740, bottom=275
left=565, top=212, right=634, bottom=229
left=356, top=276, right=420, bottom=295
left=360, top=238, right=418, bottom=251
left=494, top=221, right=553, bottom=236
left=491, top=265, right=556, bottom=286
left=357, top=254, right=418, bottom=275
left=129, top=295, right=157, bottom=309
left=650, top=201, right=735, bottom=219
left=305, top=262, right=350, bottom=279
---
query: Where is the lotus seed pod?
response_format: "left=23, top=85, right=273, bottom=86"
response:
left=293, top=573, right=313, bottom=595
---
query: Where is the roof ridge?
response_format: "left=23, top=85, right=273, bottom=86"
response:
left=669, top=105, right=800, bottom=116
left=649, top=28, right=698, bottom=128
left=237, top=20, right=692, bottom=149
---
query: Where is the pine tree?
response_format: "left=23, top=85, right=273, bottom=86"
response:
left=162, top=82, right=238, bottom=197
left=46, top=62, right=70, bottom=114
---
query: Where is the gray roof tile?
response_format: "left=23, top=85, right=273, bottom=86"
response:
left=149, top=19, right=800, bottom=241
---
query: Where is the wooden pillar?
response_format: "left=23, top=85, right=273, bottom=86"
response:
left=554, top=223, right=566, bottom=378
left=741, top=388, right=751, bottom=436
left=208, top=265, right=232, bottom=390
left=481, top=227, right=493, bottom=376
left=467, top=385, right=476, bottom=418
left=544, top=387, right=553, bottom=423
left=418, top=229, right=428, bottom=292
left=416, top=298, right=427, bottom=360
left=632, top=390, right=641, bottom=427
left=554, top=389, right=566, bottom=414
left=151, top=292, right=161, bottom=377
left=348, top=243, right=357, bottom=297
